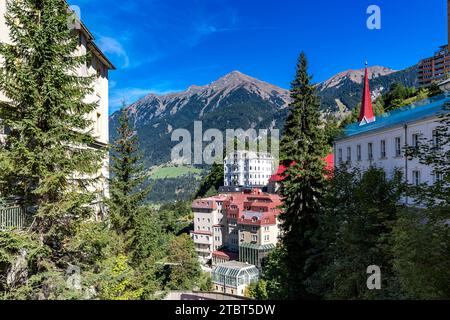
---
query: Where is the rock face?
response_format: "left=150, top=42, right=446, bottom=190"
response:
left=110, top=71, right=292, bottom=167
left=119, top=70, right=291, bottom=128
left=318, top=66, right=396, bottom=90
left=6, top=249, right=28, bottom=289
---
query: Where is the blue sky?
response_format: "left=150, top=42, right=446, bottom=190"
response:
left=69, top=0, right=448, bottom=114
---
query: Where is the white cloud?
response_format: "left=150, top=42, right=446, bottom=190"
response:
left=97, top=36, right=130, bottom=68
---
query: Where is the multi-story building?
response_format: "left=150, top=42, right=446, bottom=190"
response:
left=0, top=2, right=114, bottom=221
left=224, top=151, right=275, bottom=187
left=191, top=188, right=282, bottom=270
left=334, top=64, right=450, bottom=205
left=417, top=1, right=450, bottom=87
left=191, top=195, right=228, bottom=264
left=418, top=45, right=450, bottom=87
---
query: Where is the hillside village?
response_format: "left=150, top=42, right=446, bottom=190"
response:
left=0, top=0, right=449, bottom=301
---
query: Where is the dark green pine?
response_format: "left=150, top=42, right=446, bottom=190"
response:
left=0, top=0, right=104, bottom=252
left=278, top=52, right=330, bottom=299
left=109, top=105, right=150, bottom=243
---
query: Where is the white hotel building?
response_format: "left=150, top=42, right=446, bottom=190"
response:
left=224, top=151, right=275, bottom=187
left=0, top=2, right=114, bottom=220
left=334, top=65, right=450, bottom=204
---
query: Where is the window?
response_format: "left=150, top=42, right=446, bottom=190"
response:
left=433, top=171, right=444, bottom=184
left=380, top=140, right=386, bottom=158
left=395, top=137, right=402, bottom=157
left=412, top=133, right=420, bottom=149
left=338, top=148, right=343, bottom=164
left=264, top=226, right=269, bottom=232
left=368, top=143, right=373, bottom=160
left=96, top=113, right=101, bottom=133
left=412, top=170, right=421, bottom=186
left=346, top=147, right=351, bottom=163
left=264, top=235, right=270, bottom=241
left=356, top=145, right=361, bottom=161
left=251, top=235, right=258, bottom=242
left=432, top=130, right=441, bottom=149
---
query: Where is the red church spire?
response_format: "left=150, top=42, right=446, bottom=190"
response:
left=358, top=62, right=376, bottom=125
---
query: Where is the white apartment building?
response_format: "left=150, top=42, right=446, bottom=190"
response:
left=0, top=2, right=114, bottom=216
left=334, top=65, right=450, bottom=205
left=224, top=151, right=275, bottom=187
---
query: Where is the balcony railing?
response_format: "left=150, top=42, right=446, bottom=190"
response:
left=0, top=204, right=30, bottom=231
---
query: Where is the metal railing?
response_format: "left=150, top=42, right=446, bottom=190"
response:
left=0, top=204, right=30, bottom=231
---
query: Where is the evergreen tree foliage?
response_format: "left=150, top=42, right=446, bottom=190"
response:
left=259, top=245, right=290, bottom=299
left=392, top=208, right=450, bottom=299
left=0, top=0, right=105, bottom=248
left=160, top=234, right=201, bottom=290
left=307, top=167, right=404, bottom=299
left=277, top=52, right=330, bottom=299
left=109, top=106, right=150, bottom=242
left=0, top=0, right=107, bottom=298
left=195, top=162, right=224, bottom=198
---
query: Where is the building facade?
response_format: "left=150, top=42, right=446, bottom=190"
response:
left=418, top=45, right=450, bottom=87
left=417, top=1, right=450, bottom=87
left=191, top=195, right=228, bottom=264
left=224, top=151, right=275, bottom=187
left=0, top=2, right=114, bottom=219
left=335, top=65, right=450, bottom=204
left=191, top=189, right=282, bottom=270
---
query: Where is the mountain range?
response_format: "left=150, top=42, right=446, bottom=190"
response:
left=109, top=65, right=418, bottom=201
left=110, top=66, right=417, bottom=165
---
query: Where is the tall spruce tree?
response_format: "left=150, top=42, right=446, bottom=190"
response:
left=278, top=52, right=329, bottom=299
left=0, top=0, right=104, bottom=254
left=109, top=106, right=150, bottom=244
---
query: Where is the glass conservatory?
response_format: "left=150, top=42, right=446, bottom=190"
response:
left=212, top=261, right=259, bottom=293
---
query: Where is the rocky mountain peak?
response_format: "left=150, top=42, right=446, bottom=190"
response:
left=319, top=66, right=397, bottom=90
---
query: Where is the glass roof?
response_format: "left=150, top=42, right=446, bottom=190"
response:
left=340, top=94, right=450, bottom=140
left=239, top=242, right=276, bottom=250
left=212, top=261, right=259, bottom=277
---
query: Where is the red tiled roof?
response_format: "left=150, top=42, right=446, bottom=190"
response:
left=269, top=154, right=334, bottom=182
left=192, top=189, right=283, bottom=226
left=268, top=161, right=296, bottom=182
left=191, top=230, right=212, bottom=236
left=213, top=250, right=239, bottom=260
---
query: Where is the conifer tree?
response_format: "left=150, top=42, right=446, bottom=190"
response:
left=0, top=0, right=104, bottom=254
left=278, top=52, right=329, bottom=299
left=194, top=162, right=224, bottom=198
left=109, top=106, right=150, bottom=244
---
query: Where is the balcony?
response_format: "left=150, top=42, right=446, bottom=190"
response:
left=0, top=204, right=30, bottom=231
